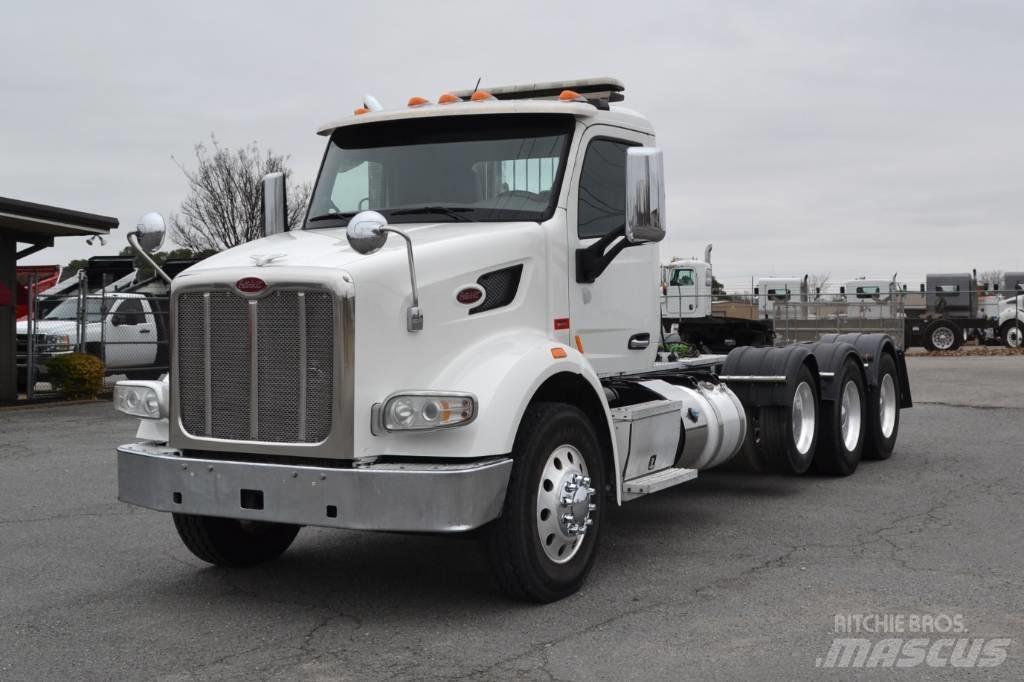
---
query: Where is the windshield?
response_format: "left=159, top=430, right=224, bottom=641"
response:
left=44, top=297, right=106, bottom=321
left=307, top=114, right=575, bottom=227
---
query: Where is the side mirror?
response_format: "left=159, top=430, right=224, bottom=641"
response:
left=262, top=172, right=288, bottom=236
left=625, top=147, right=666, bottom=244
left=134, top=213, right=166, bottom=254
left=346, top=210, right=389, bottom=254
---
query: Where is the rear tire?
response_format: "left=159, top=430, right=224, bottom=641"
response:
left=1001, top=320, right=1024, bottom=349
left=725, top=408, right=768, bottom=473
left=762, top=365, right=820, bottom=475
left=813, top=358, right=866, bottom=476
left=483, top=402, right=605, bottom=603
left=172, top=514, right=300, bottom=567
left=925, top=320, right=960, bottom=352
left=863, top=353, right=901, bottom=461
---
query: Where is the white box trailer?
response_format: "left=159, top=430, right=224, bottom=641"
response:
left=113, top=78, right=913, bottom=602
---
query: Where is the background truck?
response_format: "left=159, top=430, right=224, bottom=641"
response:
left=114, top=78, right=912, bottom=602
left=660, top=244, right=775, bottom=352
left=904, top=271, right=1024, bottom=350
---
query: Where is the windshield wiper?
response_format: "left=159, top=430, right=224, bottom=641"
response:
left=307, top=211, right=357, bottom=223
left=388, top=206, right=472, bottom=222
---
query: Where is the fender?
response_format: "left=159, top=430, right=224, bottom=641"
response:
left=819, top=333, right=912, bottom=408
left=721, top=345, right=821, bottom=408
left=379, top=329, right=622, bottom=501
left=806, top=341, right=865, bottom=401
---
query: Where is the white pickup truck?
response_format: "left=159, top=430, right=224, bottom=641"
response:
left=17, top=293, right=160, bottom=379
left=114, top=78, right=912, bottom=602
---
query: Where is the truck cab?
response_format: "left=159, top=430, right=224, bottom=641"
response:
left=114, top=79, right=911, bottom=602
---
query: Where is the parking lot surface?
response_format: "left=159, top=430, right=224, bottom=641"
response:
left=1, top=356, right=1022, bottom=680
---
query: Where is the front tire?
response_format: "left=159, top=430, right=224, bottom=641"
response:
left=172, top=514, right=300, bottom=567
left=813, top=358, right=866, bottom=476
left=1001, top=320, right=1024, bottom=349
left=925, top=320, right=960, bottom=352
left=483, top=402, right=605, bottom=603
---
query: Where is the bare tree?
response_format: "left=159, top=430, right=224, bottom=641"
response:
left=170, top=136, right=311, bottom=252
left=977, top=269, right=1004, bottom=291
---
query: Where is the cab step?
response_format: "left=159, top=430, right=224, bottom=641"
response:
left=622, top=467, right=698, bottom=501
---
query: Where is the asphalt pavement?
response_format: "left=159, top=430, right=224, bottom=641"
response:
left=1, top=356, right=1021, bottom=680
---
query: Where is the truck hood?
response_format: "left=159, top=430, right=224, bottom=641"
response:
left=174, top=220, right=547, bottom=281
left=15, top=319, right=80, bottom=336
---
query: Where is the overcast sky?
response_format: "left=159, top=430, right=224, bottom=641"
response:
left=4, top=0, right=1023, bottom=290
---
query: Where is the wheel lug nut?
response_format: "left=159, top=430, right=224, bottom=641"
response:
left=580, top=476, right=591, bottom=487
left=588, top=503, right=596, bottom=512
left=586, top=487, right=596, bottom=496
left=561, top=495, right=573, bottom=507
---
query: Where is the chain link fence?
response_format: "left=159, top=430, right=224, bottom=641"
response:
left=18, top=272, right=170, bottom=398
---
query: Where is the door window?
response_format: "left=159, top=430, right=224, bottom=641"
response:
left=577, top=139, right=632, bottom=239
left=670, top=268, right=695, bottom=286
left=114, top=298, right=145, bottom=325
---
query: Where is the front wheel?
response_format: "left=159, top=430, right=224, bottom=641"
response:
left=483, top=402, right=605, bottom=603
left=925, top=320, right=961, bottom=352
left=172, top=514, right=300, bottom=567
left=1002, top=320, right=1024, bottom=349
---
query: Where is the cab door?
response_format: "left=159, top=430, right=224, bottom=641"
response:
left=568, top=127, right=659, bottom=375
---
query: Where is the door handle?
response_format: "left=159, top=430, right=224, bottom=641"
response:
left=628, top=333, right=650, bottom=350
left=139, top=329, right=151, bottom=334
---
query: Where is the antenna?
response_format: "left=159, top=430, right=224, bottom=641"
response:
left=471, top=76, right=481, bottom=95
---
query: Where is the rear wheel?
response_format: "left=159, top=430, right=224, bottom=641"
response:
left=813, top=358, right=866, bottom=476
left=172, top=514, right=300, bottom=567
left=863, top=353, right=901, bottom=460
left=483, top=402, right=604, bottom=602
left=763, top=365, right=819, bottom=475
left=925, top=320, right=960, bottom=352
left=1002, top=320, right=1024, bottom=349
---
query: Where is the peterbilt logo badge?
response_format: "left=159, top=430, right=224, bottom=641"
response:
left=236, top=277, right=267, bottom=293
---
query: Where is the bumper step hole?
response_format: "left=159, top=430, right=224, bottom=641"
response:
left=326, top=505, right=338, bottom=518
left=240, top=489, right=264, bottom=510
left=172, top=492, right=182, bottom=504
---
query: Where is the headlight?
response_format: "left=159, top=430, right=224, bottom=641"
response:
left=114, top=381, right=166, bottom=419
left=43, top=334, right=70, bottom=349
left=378, top=392, right=477, bottom=432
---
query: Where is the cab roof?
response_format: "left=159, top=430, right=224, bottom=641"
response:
left=316, top=77, right=654, bottom=136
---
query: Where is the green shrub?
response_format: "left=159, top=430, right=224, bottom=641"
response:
left=47, top=353, right=105, bottom=399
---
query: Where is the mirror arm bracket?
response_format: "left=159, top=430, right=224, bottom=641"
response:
left=128, top=233, right=172, bottom=285
left=575, top=225, right=632, bottom=284
left=378, top=227, right=423, bottom=332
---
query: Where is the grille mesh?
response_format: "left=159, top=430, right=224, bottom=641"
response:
left=176, top=288, right=334, bottom=443
left=471, top=264, right=523, bottom=314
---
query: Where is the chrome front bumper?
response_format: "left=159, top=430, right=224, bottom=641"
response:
left=117, top=442, right=512, bottom=532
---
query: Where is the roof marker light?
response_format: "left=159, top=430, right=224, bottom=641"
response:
left=354, top=106, right=370, bottom=115
left=438, top=92, right=462, bottom=105
left=559, top=89, right=587, bottom=103
left=407, top=96, right=430, bottom=108
left=470, top=90, right=496, bottom=102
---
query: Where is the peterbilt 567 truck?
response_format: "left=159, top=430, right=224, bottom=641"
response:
left=114, top=78, right=912, bottom=602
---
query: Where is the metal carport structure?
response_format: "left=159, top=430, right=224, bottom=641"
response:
left=0, top=197, right=118, bottom=402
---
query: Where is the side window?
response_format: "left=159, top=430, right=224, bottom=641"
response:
left=114, top=298, right=145, bottom=324
left=671, top=268, right=695, bottom=287
left=577, top=139, right=632, bottom=239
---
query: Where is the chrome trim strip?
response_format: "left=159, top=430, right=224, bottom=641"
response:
left=249, top=299, right=259, bottom=440
left=297, top=292, right=307, bottom=442
left=717, top=375, right=788, bottom=384
left=117, top=443, right=512, bottom=533
left=203, top=293, right=212, bottom=435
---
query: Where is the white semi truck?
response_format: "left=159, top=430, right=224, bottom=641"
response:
left=114, top=79, right=912, bottom=602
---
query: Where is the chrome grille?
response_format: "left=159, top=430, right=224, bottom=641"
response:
left=176, top=288, right=334, bottom=443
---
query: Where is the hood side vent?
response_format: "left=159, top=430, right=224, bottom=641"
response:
left=471, top=265, right=523, bottom=315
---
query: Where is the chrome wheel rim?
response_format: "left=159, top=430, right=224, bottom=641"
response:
left=536, top=444, right=594, bottom=564
left=840, top=380, right=862, bottom=452
left=879, top=374, right=897, bottom=439
left=792, top=382, right=816, bottom=456
left=932, top=327, right=955, bottom=350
